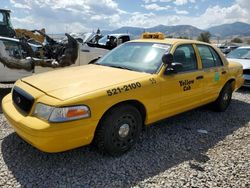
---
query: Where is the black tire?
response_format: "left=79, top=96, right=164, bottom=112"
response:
left=94, top=104, right=142, bottom=156
left=212, top=82, right=233, bottom=112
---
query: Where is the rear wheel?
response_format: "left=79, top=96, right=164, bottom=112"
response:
left=212, top=82, right=233, bottom=112
left=94, top=105, right=142, bottom=156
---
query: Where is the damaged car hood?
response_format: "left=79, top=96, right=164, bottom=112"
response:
left=21, top=64, right=149, bottom=100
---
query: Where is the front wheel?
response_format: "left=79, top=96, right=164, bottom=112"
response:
left=212, top=82, right=233, bottom=112
left=94, top=105, right=142, bottom=156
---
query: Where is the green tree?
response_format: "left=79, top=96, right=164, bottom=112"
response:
left=166, top=35, right=173, bottom=38
left=231, top=37, right=243, bottom=43
left=197, top=32, right=211, bottom=43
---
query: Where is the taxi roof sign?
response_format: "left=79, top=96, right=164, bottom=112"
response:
left=141, top=32, right=165, bottom=39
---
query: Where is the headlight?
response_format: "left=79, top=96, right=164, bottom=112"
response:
left=33, top=103, right=90, bottom=122
left=33, top=103, right=54, bottom=120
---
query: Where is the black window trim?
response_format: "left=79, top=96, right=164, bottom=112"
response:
left=208, top=46, right=223, bottom=67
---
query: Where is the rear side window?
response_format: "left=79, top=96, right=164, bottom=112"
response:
left=197, top=45, right=223, bottom=68
left=173, top=44, right=197, bottom=72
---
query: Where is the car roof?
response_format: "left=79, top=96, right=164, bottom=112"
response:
left=129, top=38, right=210, bottom=46
left=108, top=33, right=130, bottom=38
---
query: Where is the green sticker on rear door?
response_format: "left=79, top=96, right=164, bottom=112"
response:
left=214, top=72, right=219, bottom=82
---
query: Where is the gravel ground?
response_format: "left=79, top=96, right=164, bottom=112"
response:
left=0, top=83, right=249, bottom=188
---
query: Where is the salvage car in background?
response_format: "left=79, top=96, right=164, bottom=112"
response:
left=0, top=36, right=43, bottom=82
left=80, top=33, right=130, bottom=64
left=2, top=32, right=244, bottom=155
left=227, top=46, right=250, bottom=87
left=0, top=33, right=130, bottom=82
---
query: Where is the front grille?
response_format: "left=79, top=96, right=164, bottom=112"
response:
left=12, top=86, right=34, bottom=115
left=243, top=69, right=250, bottom=75
left=245, top=79, right=250, bottom=85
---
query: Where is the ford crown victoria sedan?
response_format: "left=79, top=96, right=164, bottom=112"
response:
left=2, top=33, right=244, bottom=155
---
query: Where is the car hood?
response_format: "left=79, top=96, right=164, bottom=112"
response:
left=21, top=64, right=149, bottom=100
left=227, top=58, right=250, bottom=69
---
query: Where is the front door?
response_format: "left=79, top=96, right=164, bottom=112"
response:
left=160, top=44, right=204, bottom=118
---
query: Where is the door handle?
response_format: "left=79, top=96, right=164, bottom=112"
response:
left=222, top=70, right=227, bottom=74
left=196, top=75, right=204, bottom=80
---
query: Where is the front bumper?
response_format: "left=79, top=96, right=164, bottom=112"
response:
left=2, top=94, right=99, bottom=153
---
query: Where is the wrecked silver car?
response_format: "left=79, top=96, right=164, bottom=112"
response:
left=0, top=33, right=78, bottom=82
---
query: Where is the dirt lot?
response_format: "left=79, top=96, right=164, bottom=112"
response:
left=0, top=84, right=249, bottom=187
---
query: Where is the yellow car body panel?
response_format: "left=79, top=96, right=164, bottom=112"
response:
left=2, top=37, right=244, bottom=153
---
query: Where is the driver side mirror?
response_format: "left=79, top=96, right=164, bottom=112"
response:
left=162, top=53, right=173, bottom=66
left=162, top=53, right=183, bottom=74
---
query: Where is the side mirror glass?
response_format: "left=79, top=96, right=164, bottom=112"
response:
left=162, top=53, right=173, bottom=66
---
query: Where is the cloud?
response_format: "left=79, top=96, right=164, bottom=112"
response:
left=7, top=0, right=250, bottom=34
left=138, top=1, right=250, bottom=29
left=174, top=8, right=189, bottom=14
left=143, top=0, right=172, bottom=3
left=143, top=0, right=196, bottom=5
left=142, top=3, right=171, bottom=11
left=9, top=0, right=124, bottom=33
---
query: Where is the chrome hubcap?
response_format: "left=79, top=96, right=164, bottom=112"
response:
left=118, top=124, right=130, bottom=138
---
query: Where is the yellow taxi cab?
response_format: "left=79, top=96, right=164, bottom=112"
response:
left=2, top=32, right=244, bottom=155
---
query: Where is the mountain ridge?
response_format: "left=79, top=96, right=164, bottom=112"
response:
left=102, top=22, right=250, bottom=38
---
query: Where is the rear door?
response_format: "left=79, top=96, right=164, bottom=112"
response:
left=195, top=44, right=228, bottom=103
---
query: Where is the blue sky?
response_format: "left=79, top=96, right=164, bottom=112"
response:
left=1, top=0, right=249, bottom=33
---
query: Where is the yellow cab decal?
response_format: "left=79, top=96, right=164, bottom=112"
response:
left=179, top=79, right=194, bottom=91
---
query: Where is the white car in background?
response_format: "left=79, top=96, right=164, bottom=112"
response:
left=227, top=46, right=250, bottom=87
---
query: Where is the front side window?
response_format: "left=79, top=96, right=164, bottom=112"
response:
left=173, top=44, right=197, bottom=72
left=97, top=42, right=171, bottom=73
left=197, top=45, right=223, bottom=68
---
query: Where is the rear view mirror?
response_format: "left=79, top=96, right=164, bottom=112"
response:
left=162, top=53, right=173, bottom=66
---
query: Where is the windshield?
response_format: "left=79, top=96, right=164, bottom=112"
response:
left=227, top=48, right=250, bottom=59
left=96, top=42, right=171, bottom=73
left=98, top=35, right=109, bottom=45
